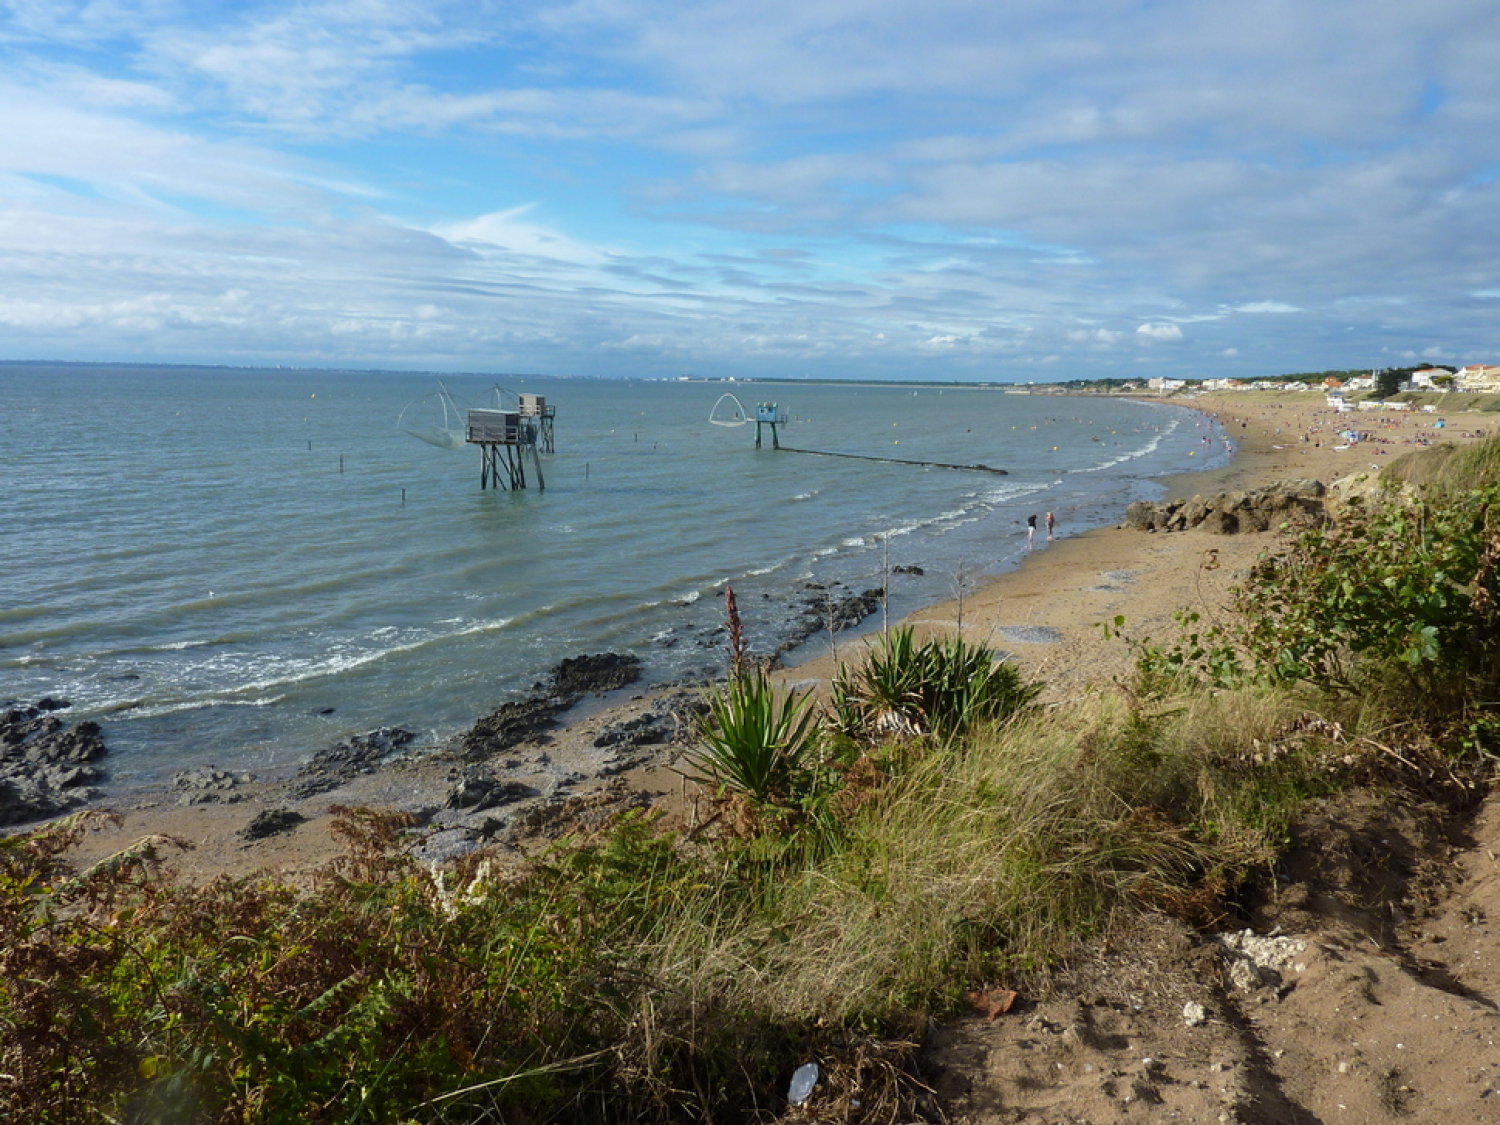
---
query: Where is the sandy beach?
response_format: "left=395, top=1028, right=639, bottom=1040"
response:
left=53, top=389, right=1487, bottom=880
left=788, top=390, right=1478, bottom=698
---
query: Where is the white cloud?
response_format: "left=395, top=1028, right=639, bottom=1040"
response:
left=0, top=82, right=342, bottom=214
left=1232, top=301, right=1301, bottom=314
left=1137, top=322, right=1184, bottom=341
left=1068, top=328, right=1122, bottom=345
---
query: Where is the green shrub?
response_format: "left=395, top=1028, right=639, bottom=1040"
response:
left=1134, top=485, right=1500, bottom=706
left=830, top=627, right=1040, bottom=743
left=22, top=478, right=1500, bottom=1124
left=689, top=666, right=820, bottom=805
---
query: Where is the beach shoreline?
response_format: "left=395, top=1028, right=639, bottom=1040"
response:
left=47, top=390, right=1487, bottom=879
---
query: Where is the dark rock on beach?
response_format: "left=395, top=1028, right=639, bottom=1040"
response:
left=446, top=768, right=536, bottom=811
left=460, top=697, right=572, bottom=760
left=778, top=584, right=887, bottom=653
left=1124, top=479, right=1326, bottom=535
left=836, top=588, right=888, bottom=631
left=549, top=652, right=643, bottom=696
left=289, top=726, right=417, bottom=799
left=458, top=653, right=645, bottom=762
left=0, top=700, right=108, bottom=827
left=592, top=710, right=675, bottom=749
left=242, top=807, right=306, bottom=841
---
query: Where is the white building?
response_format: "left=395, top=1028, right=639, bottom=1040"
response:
left=1456, top=365, right=1500, bottom=392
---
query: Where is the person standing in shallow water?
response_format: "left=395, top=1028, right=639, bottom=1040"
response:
left=1046, top=511, right=1055, bottom=541
left=1027, top=513, right=1037, bottom=549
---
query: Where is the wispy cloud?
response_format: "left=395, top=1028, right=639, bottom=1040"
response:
left=1232, top=301, right=1301, bottom=314
left=1137, top=323, right=1184, bottom=341
left=0, top=0, right=1497, bottom=377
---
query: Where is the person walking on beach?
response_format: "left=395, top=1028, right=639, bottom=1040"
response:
left=1046, top=511, right=1055, bottom=541
left=1027, top=513, right=1037, bottom=549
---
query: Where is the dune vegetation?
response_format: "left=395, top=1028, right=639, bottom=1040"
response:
left=7, top=441, right=1500, bottom=1124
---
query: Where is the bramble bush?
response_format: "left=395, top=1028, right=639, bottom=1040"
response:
left=1132, top=485, right=1500, bottom=708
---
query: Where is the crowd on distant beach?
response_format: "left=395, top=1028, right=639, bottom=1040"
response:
left=1210, top=401, right=1486, bottom=457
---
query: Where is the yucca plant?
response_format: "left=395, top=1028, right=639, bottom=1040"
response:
left=831, top=627, right=1040, bottom=743
left=920, top=634, right=1041, bottom=740
left=829, top=626, right=927, bottom=740
left=690, top=666, right=819, bottom=804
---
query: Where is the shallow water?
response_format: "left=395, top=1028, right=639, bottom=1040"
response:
left=0, top=365, right=1227, bottom=788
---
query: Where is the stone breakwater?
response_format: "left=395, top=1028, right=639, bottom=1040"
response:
left=1123, top=480, right=1327, bottom=535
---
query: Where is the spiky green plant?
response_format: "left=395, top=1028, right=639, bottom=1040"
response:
left=830, top=627, right=1040, bottom=743
left=690, top=666, right=819, bottom=804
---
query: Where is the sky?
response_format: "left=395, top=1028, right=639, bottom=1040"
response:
left=1, top=1, right=1497, bottom=383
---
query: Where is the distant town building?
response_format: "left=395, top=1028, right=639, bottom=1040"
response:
left=1456, top=365, right=1500, bottom=392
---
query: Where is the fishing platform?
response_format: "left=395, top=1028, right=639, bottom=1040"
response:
left=466, top=394, right=549, bottom=491
left=754, top=402, right=787, bottom=449
left=520, top=392, right=557, bottom=454
left=398, top=382, right=556, bottom=491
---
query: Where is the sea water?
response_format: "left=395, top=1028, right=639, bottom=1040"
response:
left=0, top=364, right=1227, bottom=789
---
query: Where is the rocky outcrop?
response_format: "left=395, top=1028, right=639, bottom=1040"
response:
left=1324, top=470, right=1419, bottom=520
left=459, top=698, right=569, bottom=760
left=778, top=585, right=887, bottom=654
left=460, top=652, right=645, bottom=762
left=445, top=769, right=536, bottom=811
left=172, top=766, right=256, bottom=806
left=1123, top=480, right=1327, bottom=535
left=0, top=699, right=108, bottom=827
left=290, top=726, right=418, bottom=799
left=592, top=708, right=676, bottom=749
left=241, top=807, right=306, bottom=840
left=548, top=652, right=642, bottom=696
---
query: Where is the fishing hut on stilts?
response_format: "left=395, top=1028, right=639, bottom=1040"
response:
left=520, top=393, right=556, bottom=453
left=754, top=402, right=787, bottom=449
left=466, top=397, right=547, bottom=491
